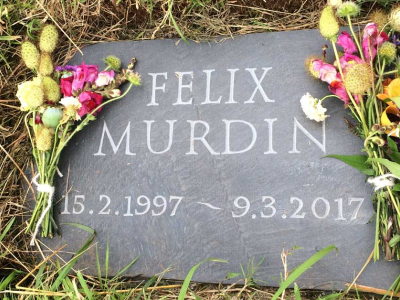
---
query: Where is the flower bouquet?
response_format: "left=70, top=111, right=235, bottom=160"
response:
left=303, top=1, right=400, bottom=260
left=17, top=24, right=141, bottom=245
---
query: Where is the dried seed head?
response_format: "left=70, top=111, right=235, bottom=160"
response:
left=378, top=42, right=397, bottom=64
left=344, top=63, right=373, bottom=94
left=36, top=126, right=53, bottom=151
left=42, top=76, right=61, bottom=102
left=38, top=52, right=54, bottom=76
left=370, top=10, right=389, bottom=32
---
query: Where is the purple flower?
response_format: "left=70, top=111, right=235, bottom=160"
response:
left=55, top=65, right=78, bottom=72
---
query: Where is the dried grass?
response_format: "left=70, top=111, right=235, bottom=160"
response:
left=0, top=0, right=388, bottom=298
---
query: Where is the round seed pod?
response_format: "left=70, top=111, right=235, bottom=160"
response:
left=39, top=25, right=59, bottom=53
left=21, top=41, right=40, bottom=70
left=38, top=52, right=54, bottom=76
left=42, top=107, right=63, bottom=128
left=43, top=76, right=61, bottom=102
left=344, top=63, right=373, bottom=94
left=36, top=126, right=53, bottom=151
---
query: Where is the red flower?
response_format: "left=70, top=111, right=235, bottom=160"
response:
left=78, top=91, right=103, bottom=117
left=60, top=75, right=73, bottom=97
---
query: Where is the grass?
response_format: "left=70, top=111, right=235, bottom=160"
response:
left=1, top=0, right=400, bottom=299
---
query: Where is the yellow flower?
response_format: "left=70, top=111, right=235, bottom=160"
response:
left=381, top=106, right=400, bottom=137
left=377, top=78, right=400, bottom=106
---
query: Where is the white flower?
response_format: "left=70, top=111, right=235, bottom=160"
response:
left=60, top=96, right=81, bottom=121
left=300, top=93, right=328, bottom=122
left=327, top=0, right=342, bottom=7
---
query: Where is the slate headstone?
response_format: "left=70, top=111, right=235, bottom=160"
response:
left=37, top=29, right=400, bottom=290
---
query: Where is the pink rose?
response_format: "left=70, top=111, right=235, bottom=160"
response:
left=95, top=70, right=115, bottom=87
left=60, top=75, right=73, bottom=96
left=78, top=91, right=103, bottom=117
left=337, top=31, right=357, bottom=54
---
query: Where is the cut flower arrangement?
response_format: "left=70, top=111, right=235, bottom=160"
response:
left=304, top=1, right=400, bottom=260
left=17, top=24, right=141, bottom=245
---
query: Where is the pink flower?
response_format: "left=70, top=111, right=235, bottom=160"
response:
left=313, top=60, right=337, bottom=84
left=78, top=91, right=103, bottom=117
left=328, top=73, right=350, bottom=104
left=337, top=31, right=357, bottom=54
left=362, top=23, right=389, bottom=62
left=60, top=75, right=73, bottom=96
left=339, top=53, right=364, bottom=70
left=71, top=62, right=99, bottom=92
left=95, top=70, right=115, bottom=87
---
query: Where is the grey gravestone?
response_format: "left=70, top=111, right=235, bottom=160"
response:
left=35, top=29, right=400, bottom=289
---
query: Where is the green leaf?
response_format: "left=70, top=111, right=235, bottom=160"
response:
left=369, top=158, right=400, bottom=178
left=77, top=271, right=92, bottom=300
left=318, top=293, right=343, bottom=300
left=0, top=271, right=16, bottom=291
left=386, top=137, right=400, bottom=164
left=178, top=258, right=227, bottom=300
left=294, top=283, right=301, bottom=300
left=271, top=245, right=337, bottom=300
left=0, top=217, right=15, bottom=242
left=325, top=155, right=374, bottom=175
left=393, top=184, right=400, bottom=191
left=391, top=96, right=400, bottom=108
left=389, top=235, right=400, bottom=248
left=225, top=272, right=240, bottom=280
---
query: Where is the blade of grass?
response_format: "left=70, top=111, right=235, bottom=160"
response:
left=133, top=276, right=157, bottom=300
left=0, top=271, right=17, bottom=291
left=50, top=223, right=95, bottom=291
left=271, top=245, right=337, bottom=300
left=294, top=283, right=301, bottom=300
left=167, top=0, right=189, bottom=44
left=96, top=244, right=103, bottom=289
left=112, top=256, right=140, bottom=281
left=105, top=235, right=109, bottom=279
left=178, top=258, right=227, bottom=300
left=34, top=263, right=47, bottom=288
left=0, top=217, right=15, bottom=242
left=77, top=271, right=92, bottom=300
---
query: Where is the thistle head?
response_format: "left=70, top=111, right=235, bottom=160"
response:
left=378, top=42, right=397, bottom=64
left=21, top=41, right=40, bottom=70
left=370, top=10, right=388, bottom=32
left=344, top=63, right=373, bottom=94
left=39, top=24, right=59, bottom=53
left=36, top=126, right=53, bottom=151
left=42, top=76, right=61, bottom=102
left=38, top=52, right=54, bottom=76
left=336, top=1, right=360, bottom=18
left=319, top=6, right=340, bottom=41
left=104, top=55, right=121, bottom=71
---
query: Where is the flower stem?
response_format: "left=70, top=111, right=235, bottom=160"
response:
left=347, top=15, right=365, bottom=61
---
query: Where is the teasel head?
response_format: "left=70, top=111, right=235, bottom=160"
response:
left=42, top=76, right=61, bottom=102
left=36, top=126, right=53, bottom=151
left=21, top=41, right=40, bottom=70
left=319, top=6, right=340, bottom=41
left=39, top=24, right=59, bottom=53
left=38, top=52, right=54, bottom=76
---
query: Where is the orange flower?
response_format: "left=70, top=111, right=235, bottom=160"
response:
left=377, top=78, right=400, bottom=106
